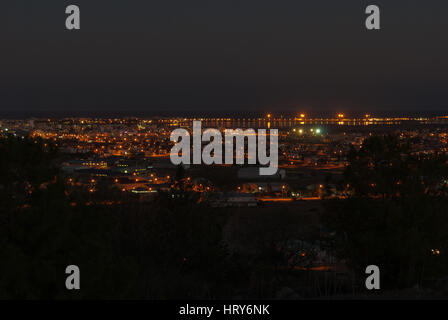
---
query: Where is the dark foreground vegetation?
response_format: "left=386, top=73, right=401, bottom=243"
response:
left=323, top=135, right=448, bottom=292
left=1, top=135, right=448, bottom=299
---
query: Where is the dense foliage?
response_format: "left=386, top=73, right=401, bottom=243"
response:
left=324, top=135, right=448, bottom=290
left=0, top=136, right=237, bottom=299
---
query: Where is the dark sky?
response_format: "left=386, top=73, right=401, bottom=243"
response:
left=1, top=0, right=447, bottom=117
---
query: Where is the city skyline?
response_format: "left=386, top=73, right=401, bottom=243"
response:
left=2, top=107, right=448, bottom=299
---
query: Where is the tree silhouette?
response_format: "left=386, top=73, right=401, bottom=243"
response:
left=0, top=136, right=240, bottom=299
left=324, top=135, right=448, bottom=291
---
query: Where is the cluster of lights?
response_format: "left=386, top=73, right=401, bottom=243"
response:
left=293, top=128, right=322, bottom=134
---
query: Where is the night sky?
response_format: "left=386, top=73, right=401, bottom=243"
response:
left=1, top=0, right=447, bottom=117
